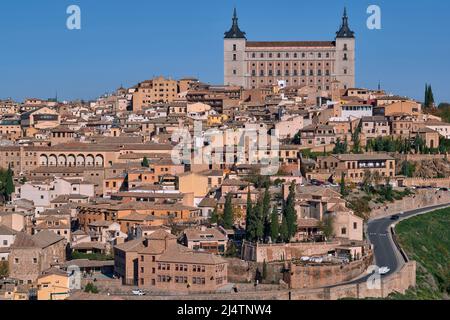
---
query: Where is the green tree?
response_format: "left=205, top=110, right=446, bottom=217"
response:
left=254, top=197, right=264, bottom=242
left=225, top=241, right=238, bottom=257
left=270, top=206, right=280, bottom=242
left=1, top=166, right=15, bottom=202
left=222, top=193, right=234, bottom=229
left=245, top=188, right=256, bottom=241
left=280, top=215, right=289, bottom=243
left=333, top=138, right=348, bottom=154
left=361, top=170, right=373, bottom=194
left=210, top=206, right=220, bottom=225
left=142, top=157, right=150, bottom=167
left=84, top=282, right=99, bottom=294
left=284, top=182, right=298, bottom=239
left=351, top=125, right=362, bottom=154
left=262, top=188, right=271, bottom=241
left=0, top=261, right=8, bottom=278
left=340, top=173, right=348, bottom=197
left=319, top=215, right=335, bottom=241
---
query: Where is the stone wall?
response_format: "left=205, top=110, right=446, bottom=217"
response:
left=286, top=254, right=373, bottom=289
left=401, top=178, right=450, bottom=188
left=118, top=261, right=416, bottom=300
left=225, top=258, right=286, bottom=284
left=241, top=241, right=341, bottom=263
left=396, top=154, right=450, bottom=162
left=370, top=189, right=450, bottom=219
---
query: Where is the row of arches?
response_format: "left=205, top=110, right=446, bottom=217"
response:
left=39, top=154, right=105, bottom=167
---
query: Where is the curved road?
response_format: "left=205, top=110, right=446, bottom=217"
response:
left=347, top=202, right=450, bottom=285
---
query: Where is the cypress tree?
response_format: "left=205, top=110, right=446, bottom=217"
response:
left=262, top=188, right=271, bottom=241
left=245, top=188, right=255, bottom=241
left=270, top=206, right=279, bottom=242
left=429, top=85, right=435, bottom=108
left=254, top=197, right=264, bottom=242
left=222, top=193, right=234, bottom=229
left=284, top=182, right=297, bottom=239
left=280, top=214, right=289, bottom=243
left=210, top=206, right=219, bottom=224
left=142, top=157, right=150, bottom=168
left=5, top=167, right=14, bottom=201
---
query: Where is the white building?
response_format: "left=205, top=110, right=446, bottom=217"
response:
left=17, top=178, right=95, bottom=214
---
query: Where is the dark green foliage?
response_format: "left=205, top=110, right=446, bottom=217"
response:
left=333, top=137, right=348, bottom=154
left=71, top=252, right=114, bottom=261
left=284, top=182, right=297, bottom=239
left=319, top=215, right=335, bottom=240
left=401, top=161, right=416, bottom=178
left=0, top=261, right=8, bottom=277
left=392, top=208, right=450, bottom=299
left=340, top=173, right=348, bottom=197
left=222, top=193, right=234, bottom=229
left=210, top=206, right=220, bottom=225
left=270, top=206, right=280, bottom=242
left=84, top=282, right=99, bottom=294
left=225, top=241, right=238, bottom=258
left=424, top=84, right=435, bottom=109
left=279, top=214, right=289, bottom=243
left=0, top=167, right=15, bottom=201
left=141, top=157, right=150, bottom=168
left=262, top=188, right=271, bottom=241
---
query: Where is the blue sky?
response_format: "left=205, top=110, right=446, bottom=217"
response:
left=0, top=0, right=449, bottom=103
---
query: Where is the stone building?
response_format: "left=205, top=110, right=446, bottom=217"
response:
left=8, top=230, right=67, bottom=285
left=224, top=8, right=355, bottom=91
left=113, top=229, right=228, bottom=292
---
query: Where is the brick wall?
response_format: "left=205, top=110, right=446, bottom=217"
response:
left=242, top=241, right=341, bottom=263
left=371, top=189, right=450, bottom=219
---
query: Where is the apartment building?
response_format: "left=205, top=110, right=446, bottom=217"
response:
left=316, top=153, right=396, bottom=183
left=114, top=230, right=227, bottom=291
left=132, top=76, right=178, bottom=112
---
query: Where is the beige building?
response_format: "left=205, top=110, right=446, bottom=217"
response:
left=8, top=231, right=67, bottom=285
left=132, top=76, right=178, bottom=112
left=224, top=8, right=355, bottom=91
left=315, top=153, right=396, bottom=183
left=114, top=230, right=228, bottom=292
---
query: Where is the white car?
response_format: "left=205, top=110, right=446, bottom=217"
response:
left=132, top=289, right=146, bottom=296
left=378, top=267, right=390, bottom=275
left=300, top=256, right=310, bottom=262
left=310, top=257, right=323, bottom=263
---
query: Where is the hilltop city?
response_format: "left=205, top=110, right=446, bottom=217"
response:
left=0, top=9, right=449, bottom=301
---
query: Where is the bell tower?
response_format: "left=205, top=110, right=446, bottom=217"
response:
left=224, top=8, right=247, bottom=87
left=334, top=8, right=356, bottom=90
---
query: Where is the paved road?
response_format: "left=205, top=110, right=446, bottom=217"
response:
left=347, top=203, right=450, bottom=285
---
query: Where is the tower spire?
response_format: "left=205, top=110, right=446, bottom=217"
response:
left=336, top=7, right=355, bottom=38
left=224, top=8, right=246, bottom=39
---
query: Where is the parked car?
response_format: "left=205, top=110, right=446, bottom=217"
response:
left=378, top=267, right=390, bottom=275
left=310, top=257, right=323, bottom=263
left=391, top=215, right=400, bottom=221
left=300, top=256, right=310, bottom=262
left=132, top=289, right=146, bottom=296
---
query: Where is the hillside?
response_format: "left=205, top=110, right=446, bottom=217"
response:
left=390, top=208, right=450, bottom=300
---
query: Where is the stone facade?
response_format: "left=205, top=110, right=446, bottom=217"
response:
left=224, top=9, right=355, bottom=91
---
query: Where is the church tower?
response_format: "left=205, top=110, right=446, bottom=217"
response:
left=334, top=8, right=356, bottom=90
left=224, top=8, right=247, bottom=87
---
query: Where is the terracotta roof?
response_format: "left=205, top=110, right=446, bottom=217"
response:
left=11, top=230, right=64, bottom=249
